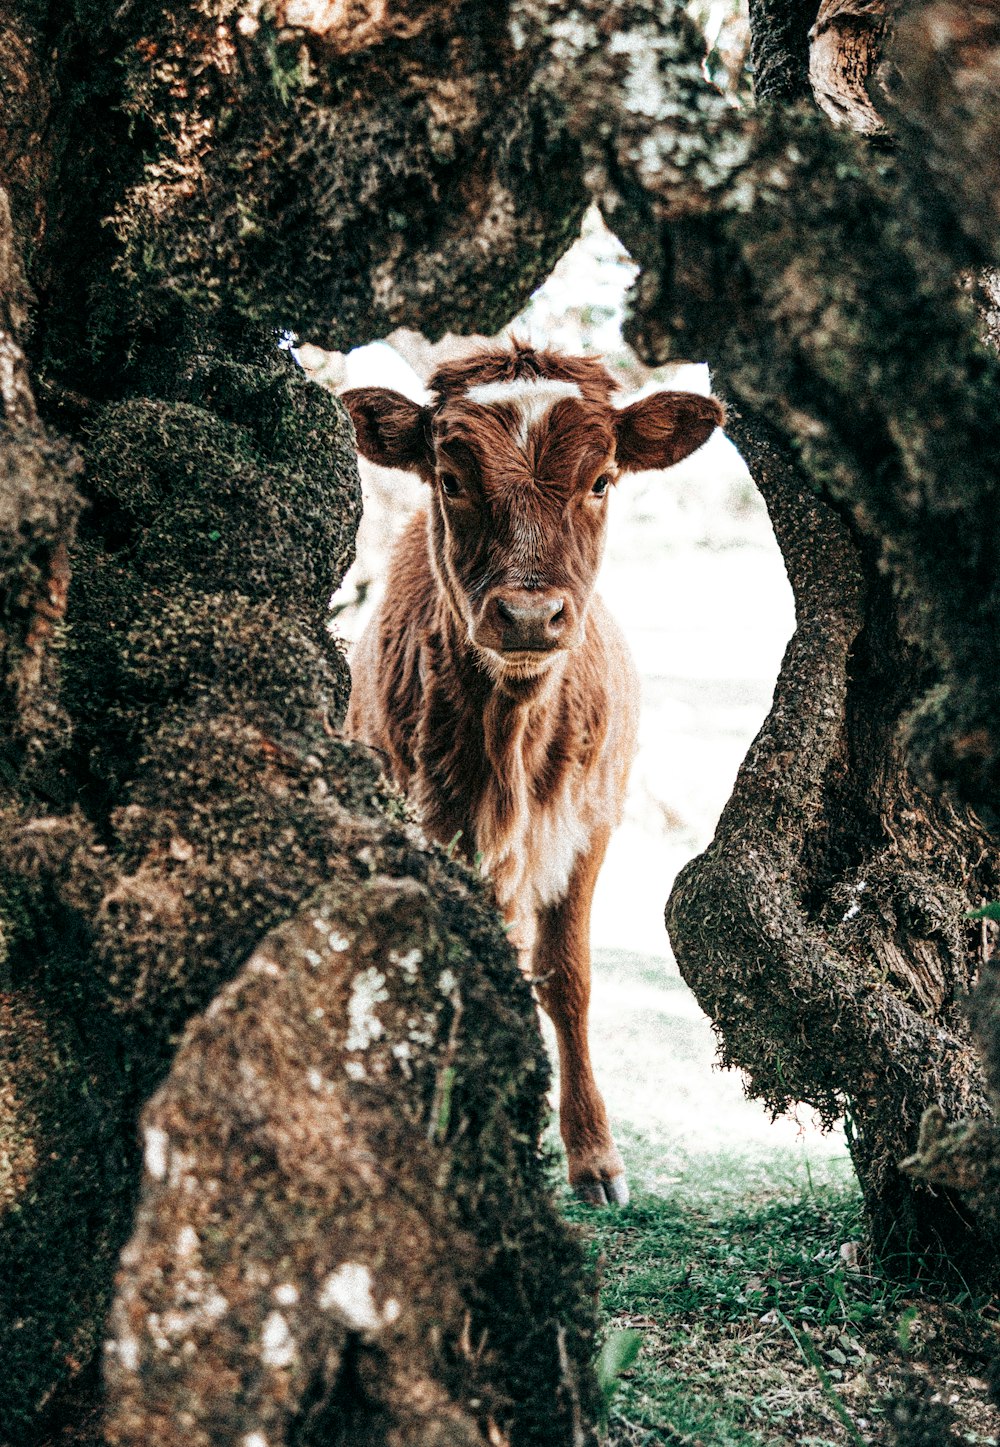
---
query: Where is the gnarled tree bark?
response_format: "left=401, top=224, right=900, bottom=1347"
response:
left=582, top=0, right=1000, bottom=1261
left=7, top=0, right=1000, bottom=1438
left=809, top=0, right=898, bottom=134
left=2, top=337, right=599, bottom=1446
left=666, top=412, right=996, bottom=1260
left=0, top=5, right=600, bottom=1443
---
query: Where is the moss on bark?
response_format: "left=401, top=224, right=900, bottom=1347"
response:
left=2, top=3, right=611, bottom=1425
left=1, top=330, right=598, bottom=1444
left=665, top=414, right=997, bottom=1265
left=504, top=0, right=1000, bottom=1264
left=104, top=869, right=597, bottom=1447
left=9, top=0, right=1000, bottom=1427
left=0, top=984, right=133, bottom=1431
left=64, top=343, right=359, bottom=801
left=747, top=0, right=817, bottom=103
left=35, top=0, right=588, bottom=381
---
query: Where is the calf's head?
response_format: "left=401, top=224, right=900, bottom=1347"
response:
left=343, top=344, right=723, bottom=677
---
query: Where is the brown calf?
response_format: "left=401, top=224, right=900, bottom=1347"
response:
left=343, top=341, right=723, bottom=1204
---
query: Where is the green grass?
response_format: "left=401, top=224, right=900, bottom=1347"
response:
left=542, top=945, right=998, bottom=1444
left=555, top=1137, right=994, bottom=1446
left=565, top=1141, right=895, bottom=1323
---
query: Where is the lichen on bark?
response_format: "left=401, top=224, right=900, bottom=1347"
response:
left=1, top=0, right=623, bottom=1429
left=7, top=0, right=1000, bottom=1434
left=104, top=870, right=597, bottom=1447
left=40, top=0, right=588, bottom=376
left=1, top=318, right=598, bottom=1443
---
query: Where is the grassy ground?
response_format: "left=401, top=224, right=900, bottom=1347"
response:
left=546, top=951, right=1000, bottom=1447
left=562, top=1147, right=998, bottom=1446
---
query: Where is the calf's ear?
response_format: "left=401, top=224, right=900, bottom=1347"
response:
left=615, top=391, right=725, bottom=472
left=341, top=388, right=433, bottom=475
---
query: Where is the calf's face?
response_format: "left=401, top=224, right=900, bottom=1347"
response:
left=344, top=367, right=723, bottom=677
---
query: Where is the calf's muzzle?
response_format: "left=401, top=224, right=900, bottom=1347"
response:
left=475, top=588, right=574, bottom=654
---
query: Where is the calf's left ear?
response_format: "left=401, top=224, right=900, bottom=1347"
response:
left=615, top=391, right=725, bottom=472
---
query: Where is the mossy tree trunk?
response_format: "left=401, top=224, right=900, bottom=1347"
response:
left=0, top=5, right=601, bottom=1444
left=666, top=411, right=997, bottom=1264
left=468, top=0, right=1000, bottom=1268
left=6, top=0, right=1000, bottom=1438
left=1, top=322, right=601, bottom=1447
left=605, top=0, right=1000, bottom=1263
left=656, top=0, right=1000, bottom=1264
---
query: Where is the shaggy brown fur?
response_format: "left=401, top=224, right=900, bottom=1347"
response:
left=343, top=343, right=723, bottom=1203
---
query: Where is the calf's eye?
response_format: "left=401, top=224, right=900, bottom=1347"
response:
left=439, top=473, right=461, bottom=498
left=591, top=473, right=612, bottom=497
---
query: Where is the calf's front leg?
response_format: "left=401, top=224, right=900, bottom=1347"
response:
left=532, top=826, right=628, bottom=1207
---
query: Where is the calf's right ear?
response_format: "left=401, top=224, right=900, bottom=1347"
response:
left=341, top=388, right=432, bottom=475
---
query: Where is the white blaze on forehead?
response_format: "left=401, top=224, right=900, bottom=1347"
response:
left=464, top=378, right=583, bottom=447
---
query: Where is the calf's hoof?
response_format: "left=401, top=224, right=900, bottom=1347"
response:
left=573, top=1171, right=630, bottom=1208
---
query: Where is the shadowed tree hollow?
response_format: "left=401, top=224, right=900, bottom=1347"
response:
left=2, top=0, right=1000, bottom=1443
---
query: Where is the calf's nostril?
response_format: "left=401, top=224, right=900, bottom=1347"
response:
left=485, top=591, right=570, bottom=648
left=547, top=603, right=566, bottom=635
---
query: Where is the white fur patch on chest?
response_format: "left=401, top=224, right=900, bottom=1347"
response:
left=520, top=785, right=593, bottom=910
left=476, top=783, right=589, bottom=957
left=465, top=378, right=583, bottom=448
left=474, top=762, right=605, bottom=959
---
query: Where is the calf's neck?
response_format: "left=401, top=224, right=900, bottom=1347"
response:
left=343, top=342, right=723, bottom=1204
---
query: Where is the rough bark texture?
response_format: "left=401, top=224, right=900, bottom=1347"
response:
left=665, top=413, right=997, bottom=1259
left=747, top=0, right=818, bottom=102
left=37, top=0, right=588, bottom=385
left=1, top=329, right=599, bottom=1445
left=7, top=0, right=1000, bottom=1436
left=444, top=0, right=1000, bottom=1266
left=488, top=0, right=1000, bottom=1260
left=104, top=875, right=595, bottom=1447
left=0, top=4, right=604, bottom=1434
left=504, top=0, right=1000, bottom=827
left=809, top=0, right=898, bottom=134
left=562, top=0, right=1000, bottom=1258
